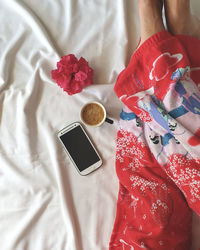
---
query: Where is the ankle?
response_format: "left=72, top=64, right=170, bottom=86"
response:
left=138, top=0, right=163, bottom=14
left=164, top=0, right=192, bottom=35
left=138, top=0, right=164, bottom=44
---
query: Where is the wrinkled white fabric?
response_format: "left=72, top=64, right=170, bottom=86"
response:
left=0, top=0, right=199, bottom=249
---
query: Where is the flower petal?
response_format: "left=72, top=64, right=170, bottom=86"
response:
left=75, top=71, right=87, bottom=81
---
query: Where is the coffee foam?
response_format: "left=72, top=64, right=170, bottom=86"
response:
left=81, top=103, right=105, bottom=126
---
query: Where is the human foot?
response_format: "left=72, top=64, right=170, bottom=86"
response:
left=138, top=0, right=165, bottom=45
left=164, top=0, right=200, bottom=39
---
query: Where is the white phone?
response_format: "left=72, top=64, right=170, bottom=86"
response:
left=57, top=122, right=102, bottom=175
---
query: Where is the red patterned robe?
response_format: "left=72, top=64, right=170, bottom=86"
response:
left=109, top=31, right=200, bottom=250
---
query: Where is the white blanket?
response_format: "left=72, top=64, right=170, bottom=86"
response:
left=0, top=0, right=199, bottom=249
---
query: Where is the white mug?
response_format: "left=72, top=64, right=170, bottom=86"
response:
left=80, top=101, right=113, bottom=127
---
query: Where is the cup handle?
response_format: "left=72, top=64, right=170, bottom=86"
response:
left=105, top=117, right=114, bottom=124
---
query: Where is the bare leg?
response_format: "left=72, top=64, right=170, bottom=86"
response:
left=164, top=0, right=200, bottom=39
left=138, top=0, right=165, bottom=45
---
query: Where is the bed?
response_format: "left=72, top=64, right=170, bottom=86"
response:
left=0, top=0, right=200, bottom=249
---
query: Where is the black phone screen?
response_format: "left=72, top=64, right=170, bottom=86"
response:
left=60, top=125, right=100, bottom=171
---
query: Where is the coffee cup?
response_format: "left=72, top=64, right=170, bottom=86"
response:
left=80, top=101, right=113, bottom=127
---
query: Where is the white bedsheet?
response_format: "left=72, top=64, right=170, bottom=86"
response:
left=0, top=0, right=200, bottom=249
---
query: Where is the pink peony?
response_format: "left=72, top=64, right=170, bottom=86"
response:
left=51, top=54, right=94, bottom=95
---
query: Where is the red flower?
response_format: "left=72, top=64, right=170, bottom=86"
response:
left=51, top=54, right=94, bottom=95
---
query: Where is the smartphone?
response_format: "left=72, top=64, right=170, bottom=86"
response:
left=57, top=122, right=102, bottom=175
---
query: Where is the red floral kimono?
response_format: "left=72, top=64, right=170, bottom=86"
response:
left=109, top=31, right=200, bottom=250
